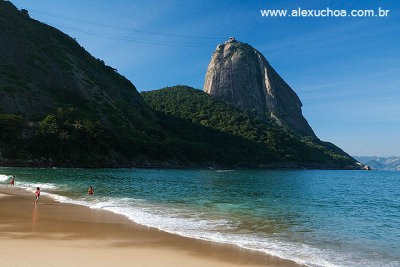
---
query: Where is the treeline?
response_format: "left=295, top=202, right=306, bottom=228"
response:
left=0, top=107, right=278, bottom=166
left=0, top=106, right=302, bottom=167
left=0, top=108, right=113, bottom=163
left=0, top=86, right=356, bottom=168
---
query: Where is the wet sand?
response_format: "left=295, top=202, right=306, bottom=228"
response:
left=0, top=186, right=301, bottom=266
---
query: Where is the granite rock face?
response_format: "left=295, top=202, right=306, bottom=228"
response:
left=203, top=39, right=315, bottom=136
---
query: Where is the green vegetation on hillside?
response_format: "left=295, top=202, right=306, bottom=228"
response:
left=142, top=86, right=357, bottom=167
left=0, top=1, right=160, bottom=165
left=0, top=0, right=152, bottom=140
left=0, top=107, right=279, bottom=166
left=0, top=108, right=114, bottom=163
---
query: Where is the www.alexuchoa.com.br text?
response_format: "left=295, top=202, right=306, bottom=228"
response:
left=260, top=7, right=390, bottom=18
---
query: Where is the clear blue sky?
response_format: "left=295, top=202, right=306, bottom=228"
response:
left=10, top=0, right=400, bottom=157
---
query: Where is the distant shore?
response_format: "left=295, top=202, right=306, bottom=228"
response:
left=0, top=158, right=365, bottom=170
left=0, top=185, right=300, bottom=267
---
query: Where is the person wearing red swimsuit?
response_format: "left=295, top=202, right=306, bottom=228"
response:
left=11, top=176, right=15, bottom=186
left=35, top=187, right=40, bottom=204
left=88, top=187, right=94, bottom=195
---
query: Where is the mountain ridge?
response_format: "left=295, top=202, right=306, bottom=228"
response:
left=203, top=38, right=315, bottom=136
left=354, top=156, right=400, bottom=170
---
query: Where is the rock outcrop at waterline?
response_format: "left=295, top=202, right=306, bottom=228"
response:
left=203, top=38, right=315, bottom=136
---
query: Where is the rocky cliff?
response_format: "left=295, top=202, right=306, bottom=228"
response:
left=203, top=38, right=314, bottom=136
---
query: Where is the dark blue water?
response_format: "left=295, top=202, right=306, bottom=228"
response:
left=1, top=168, right=399, bottom=266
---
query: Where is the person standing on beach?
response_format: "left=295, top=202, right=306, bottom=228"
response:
left=35, top=187, right=40, bottom=204
left=11, top=176, right=15, bottom=186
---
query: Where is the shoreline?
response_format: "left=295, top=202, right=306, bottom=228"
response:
left=0, top=159, right=365, bottom=170
left=0, top=185, right=301, bottom=266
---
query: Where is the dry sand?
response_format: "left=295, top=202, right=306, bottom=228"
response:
left=0, top=186, right=300, bottom=266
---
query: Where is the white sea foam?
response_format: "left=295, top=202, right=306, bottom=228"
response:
left=17, top=181, right=58, bottom=191
left=0, top=174, right=11, bottom=182
left=45, top=195, right=397, bottom=267
left=0, top=174, right=58, bottom=190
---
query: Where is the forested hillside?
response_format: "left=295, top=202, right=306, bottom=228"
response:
left=142, top=86, right=359, bottom=168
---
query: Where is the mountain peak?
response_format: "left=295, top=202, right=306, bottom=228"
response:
left=227, top=36, right=237, bottom=43
left=203, top=40, right=315, bottom=136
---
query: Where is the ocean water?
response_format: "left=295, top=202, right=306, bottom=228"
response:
left=0, top=168, right=399, bottom=266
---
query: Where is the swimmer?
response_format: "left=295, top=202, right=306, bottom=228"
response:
left=88, top=186, right=94, bottom=195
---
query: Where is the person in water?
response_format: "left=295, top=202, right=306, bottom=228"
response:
left=88, top=187, right=94, bottom=195
left=11, top=176, right=15, bottom=186
left=35, top=187, right=40, bottom=204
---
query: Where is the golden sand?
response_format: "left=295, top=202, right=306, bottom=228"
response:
left=0, top=186, right=300, bottom=266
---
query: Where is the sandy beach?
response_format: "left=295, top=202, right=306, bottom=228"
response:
left=0, top=185, right=300, bottom=267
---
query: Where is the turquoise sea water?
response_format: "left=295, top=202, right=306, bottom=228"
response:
left=1, top=168, right=399, bottom=266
